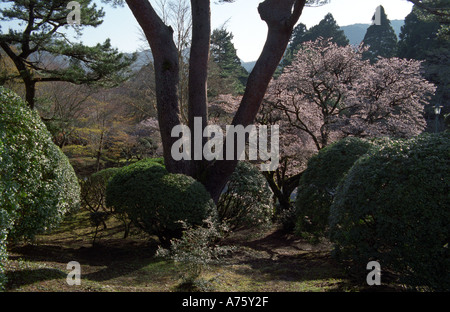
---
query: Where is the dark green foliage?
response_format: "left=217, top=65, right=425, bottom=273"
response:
left=210, top=27, right=249, bottom=95
left=398, top=5, right=450, bottom=121
left=407, top=0, right=450, bottom=30
left=282, top=13, right=349, bottom=69
left=0, top=86, right=80, bottom=289
left=290, top=23, right=309, bottom=52
left=217, top=162, right=274, bottom=231
left=362, top=6, right=398, bottom=63
left=0, top=0, right=135, bottom=108
left=106, top=159, right=216, bottom=246
left=306, top=13, right=350, bottom=47
left=147, top=157, right=164, bottom=166
left=0, top=144, right=10, bottom=289
left=0, top=86, right=80, bottom=241
left=295, top=138, right=375, bottom=241
left=397, top=9, right=442, bottom=61
left=329, top=133, right=450, bottom=291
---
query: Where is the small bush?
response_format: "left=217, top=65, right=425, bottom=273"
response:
left=295, top=137, right=375, bottom=241
left=157, top=218, right=234, bottom=291
left=329, top=133, right=450, bottom=291
left=106, top=159, right=216, bottom=245
left=217, top=162, right=274, bottom=231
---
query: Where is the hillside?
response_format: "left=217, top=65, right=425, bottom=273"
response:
left=240, top=20, right=405, bottom=72
left=341, top=19, right=404, bottom=46
left=24, top=20, right=405, bottom=76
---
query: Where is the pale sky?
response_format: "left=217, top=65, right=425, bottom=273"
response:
left=1, top=0, right=415, bottom=62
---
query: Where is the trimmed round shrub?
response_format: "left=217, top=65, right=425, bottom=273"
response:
left=295, top=137, right=375, bottom=240
left=217, top=162, right=274, bottom=231
left=1, top=87, right=80, bottom=289
left=0, top=86, right=80, bottom=241
left=329, top=133, right=450, bottom=291
left=106, top=159, right=216, bottom=245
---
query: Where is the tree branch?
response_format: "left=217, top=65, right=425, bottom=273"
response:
left=407, top=0, right=450, bottom=18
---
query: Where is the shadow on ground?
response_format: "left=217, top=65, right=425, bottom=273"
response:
left=6, top=238, right=161, bottom=290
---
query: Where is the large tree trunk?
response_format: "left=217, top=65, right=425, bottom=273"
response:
left=126, top=0, right=307, bottom=202
left=0, top=41, right=37, bottom=109
left=126, top=0, right=187, bottom=175
left=188, top=1, right=210, bottom=179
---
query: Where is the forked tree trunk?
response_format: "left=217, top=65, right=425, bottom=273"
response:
left=188, top=1, right=210, bottom=179
left=126, top=0, right=307, bottom=203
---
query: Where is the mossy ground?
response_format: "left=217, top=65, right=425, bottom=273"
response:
left=4, top=210, right=402, bottom=292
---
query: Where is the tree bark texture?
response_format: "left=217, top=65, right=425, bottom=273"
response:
left=188, top=0, right=211, bottom=178
left=126, top=0, right=307, bottom=202
left=126, top=0, right=186, bottom=174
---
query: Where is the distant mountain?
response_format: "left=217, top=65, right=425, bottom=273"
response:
left=25, top=48, right=152, bottom=74
left=126, top=49, right=153, bottom=72
left=239, top=20, right=405, bottom=72
left=241, top=61, right=256, bottom=73
left=341, top=19, right=404, bottom=46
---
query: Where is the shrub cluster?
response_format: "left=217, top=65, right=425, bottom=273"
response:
left=329, top=133, right=449, bottom=291
left=156, top=218, right=234, bottom=291
left=217, top=162, right=274, bottom=231
left=295, top=137, right=375, bottom=240
left=0, top=87, right=80, bottom=289
left=106, top=159, right=216, bottom=246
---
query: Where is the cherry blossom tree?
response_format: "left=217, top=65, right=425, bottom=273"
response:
left=260, top=38, right=436, bottom=211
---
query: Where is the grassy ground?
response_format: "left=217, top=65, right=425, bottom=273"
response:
left=4, top=210, right=401, bottom=292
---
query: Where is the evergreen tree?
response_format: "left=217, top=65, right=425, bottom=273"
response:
left=279, top=23, right=308, bottom=70
left=0, top=0, right=135, bottom=109
left=398, top=3, right=450, bottom=125
left=280, top=14, right=349, bottom=70
left=362, top=5, right=398, bottom=63
left=397, top=9, right=441, bottom=60
left=210, top=27, right=248, bottom=95
left=306, top=13, right=349, bottom=47
left=407, top=0, right=450, bottom=33
left=290, top=23, right=309, bottom=51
